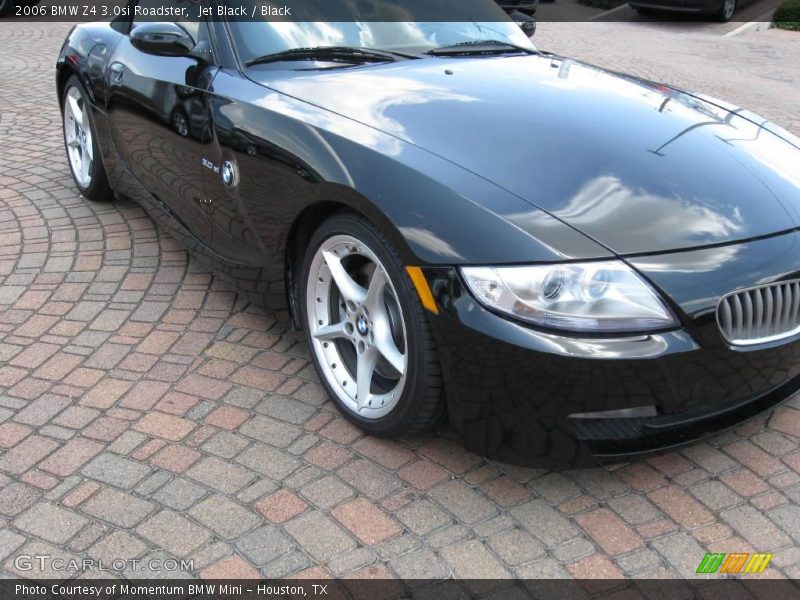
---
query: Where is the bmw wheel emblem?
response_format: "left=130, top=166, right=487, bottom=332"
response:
left=356, top=315, right=369, bottom=336
left=221, top=161, right=238, bottom=188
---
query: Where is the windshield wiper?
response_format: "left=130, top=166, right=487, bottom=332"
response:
left=426, top=40, right=538, bottom=57
left=246, top=46, right=405, bottom=67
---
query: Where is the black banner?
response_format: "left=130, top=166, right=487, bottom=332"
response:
left=3, top=578, right=800, bottom=600
left=0, top=0, right=786, bottom=23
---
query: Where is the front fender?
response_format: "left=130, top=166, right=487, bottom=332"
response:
left=208, top=69, right=612, bottom=269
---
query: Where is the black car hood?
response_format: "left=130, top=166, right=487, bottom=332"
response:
left=253, top=54, right=800, bottom=255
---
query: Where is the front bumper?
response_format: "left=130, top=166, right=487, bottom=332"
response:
left=574, top=373, right=800, bottom=462
left=423, top=232, right=800, bottom=468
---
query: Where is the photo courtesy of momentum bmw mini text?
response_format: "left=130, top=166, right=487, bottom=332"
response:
left=0, top=0, right=799, bottom=598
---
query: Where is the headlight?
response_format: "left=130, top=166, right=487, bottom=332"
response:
left=461, top=261, right=677, bottom=333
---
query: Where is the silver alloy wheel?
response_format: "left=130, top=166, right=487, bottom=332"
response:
left=307, top=234, right=408, bottom=419
left=722, top=0, right=735, bottom=19
left=64, top=86, right=93, bottom=189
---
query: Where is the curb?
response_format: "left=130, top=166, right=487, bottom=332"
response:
left=723, top=10, right=777, bottom=37
left=587, top=3, right=630, bottom=21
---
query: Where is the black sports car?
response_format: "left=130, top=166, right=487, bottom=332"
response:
left=57, top=2, right=800, bottom=467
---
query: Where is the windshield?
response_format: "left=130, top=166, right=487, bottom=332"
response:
left=229, top=21, right=535, bottom=64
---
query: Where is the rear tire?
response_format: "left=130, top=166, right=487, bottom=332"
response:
left=716, top=0, right=736, bottom=21
left=62, top=75, right=113, bottom=202
left=300, top=212, right=445, bottom=437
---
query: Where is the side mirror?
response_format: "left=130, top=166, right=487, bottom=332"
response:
left=509, top=10, right=537, bottom=38
left=130, top=22, right=195, bottom=57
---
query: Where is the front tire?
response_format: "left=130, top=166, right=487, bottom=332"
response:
left=62, top=75, right=112, bottom=202
left=300, top=212, right=445, bottom=437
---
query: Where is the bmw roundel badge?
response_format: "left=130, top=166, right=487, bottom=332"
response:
left=221, top=161, right=238, bottom=188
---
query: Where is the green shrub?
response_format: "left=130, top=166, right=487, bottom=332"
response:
left=775, top=0, right=800, bottom=30
left=577, top=0, right=626, bottom=9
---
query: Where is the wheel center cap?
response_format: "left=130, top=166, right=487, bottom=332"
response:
left=356, top=315, right=369, bottom=336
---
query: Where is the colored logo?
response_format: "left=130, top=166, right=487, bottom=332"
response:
left=696, top=552, right=773, bottom=574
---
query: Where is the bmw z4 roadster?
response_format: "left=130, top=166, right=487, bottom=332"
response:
left=57, top=1, right=800, bottom=467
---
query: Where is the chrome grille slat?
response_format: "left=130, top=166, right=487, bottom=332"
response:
left=743, top=292, right=753, bottom=335
left=717, top=280, right=800, bottom=345
left=732, top=294, right=743, bottom=339
left=793, top=282, right=800, bottom=326
left=754, top=288, right=764, bottom=337
left=765, top=286, right=774, bottom=336
left=784, top=283, right=793, bottom=329
left=720, top=298, right=733, bottom=335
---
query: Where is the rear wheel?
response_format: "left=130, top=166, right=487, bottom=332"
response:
left=300, top=213, right=445, bottom=437
left=716, top=0, right=736, bottom=21
left=62, top=75, right=112, bottom=202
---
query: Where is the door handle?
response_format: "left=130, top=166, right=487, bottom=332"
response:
left=109, top=63, right=124, bottom=84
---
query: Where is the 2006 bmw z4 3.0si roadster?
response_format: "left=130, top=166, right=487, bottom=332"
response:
left=57, top=3, right=800, bottom=467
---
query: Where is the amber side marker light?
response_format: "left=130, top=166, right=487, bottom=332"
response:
left=406, top=266, right=439, bottom=314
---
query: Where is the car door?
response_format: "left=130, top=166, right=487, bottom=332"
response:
left=106, top=2, right=218, bottom=247
left=199, top=21, right=321, bottom=267
left=201, top=79, right=273, bottom=265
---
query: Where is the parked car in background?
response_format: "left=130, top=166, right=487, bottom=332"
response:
left=495, top=0, right=538, bottom=36
left=629, top=0, right=750, bottom=22
left=496, top=0, right=541, bottom=13
left=57, top=3, right=800, bottom=468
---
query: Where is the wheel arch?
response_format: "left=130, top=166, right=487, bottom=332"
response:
left=284, top=196, right=418, bottom=330
left=56, top=62, right=77, bottom=111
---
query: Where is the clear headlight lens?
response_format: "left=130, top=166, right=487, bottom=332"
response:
left=461, top=261, right=677, bottom=333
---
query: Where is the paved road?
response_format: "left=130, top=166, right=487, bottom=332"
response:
left=536, top=22, right=800, bottom=133
left=536, top=0, right=607, bottom=22
left=1, top=21, right=800, bottom=585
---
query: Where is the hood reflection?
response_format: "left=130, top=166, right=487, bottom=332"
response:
left=634, top=244, right=742, bottom=274
left=399, top=227, right=464, bottom=260
left=267, top=71, right=477, bottom=143
left=544, top=175, right=745, bottom=250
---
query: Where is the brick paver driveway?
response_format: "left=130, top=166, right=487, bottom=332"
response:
left=1, top=21, right=799, bottom=583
